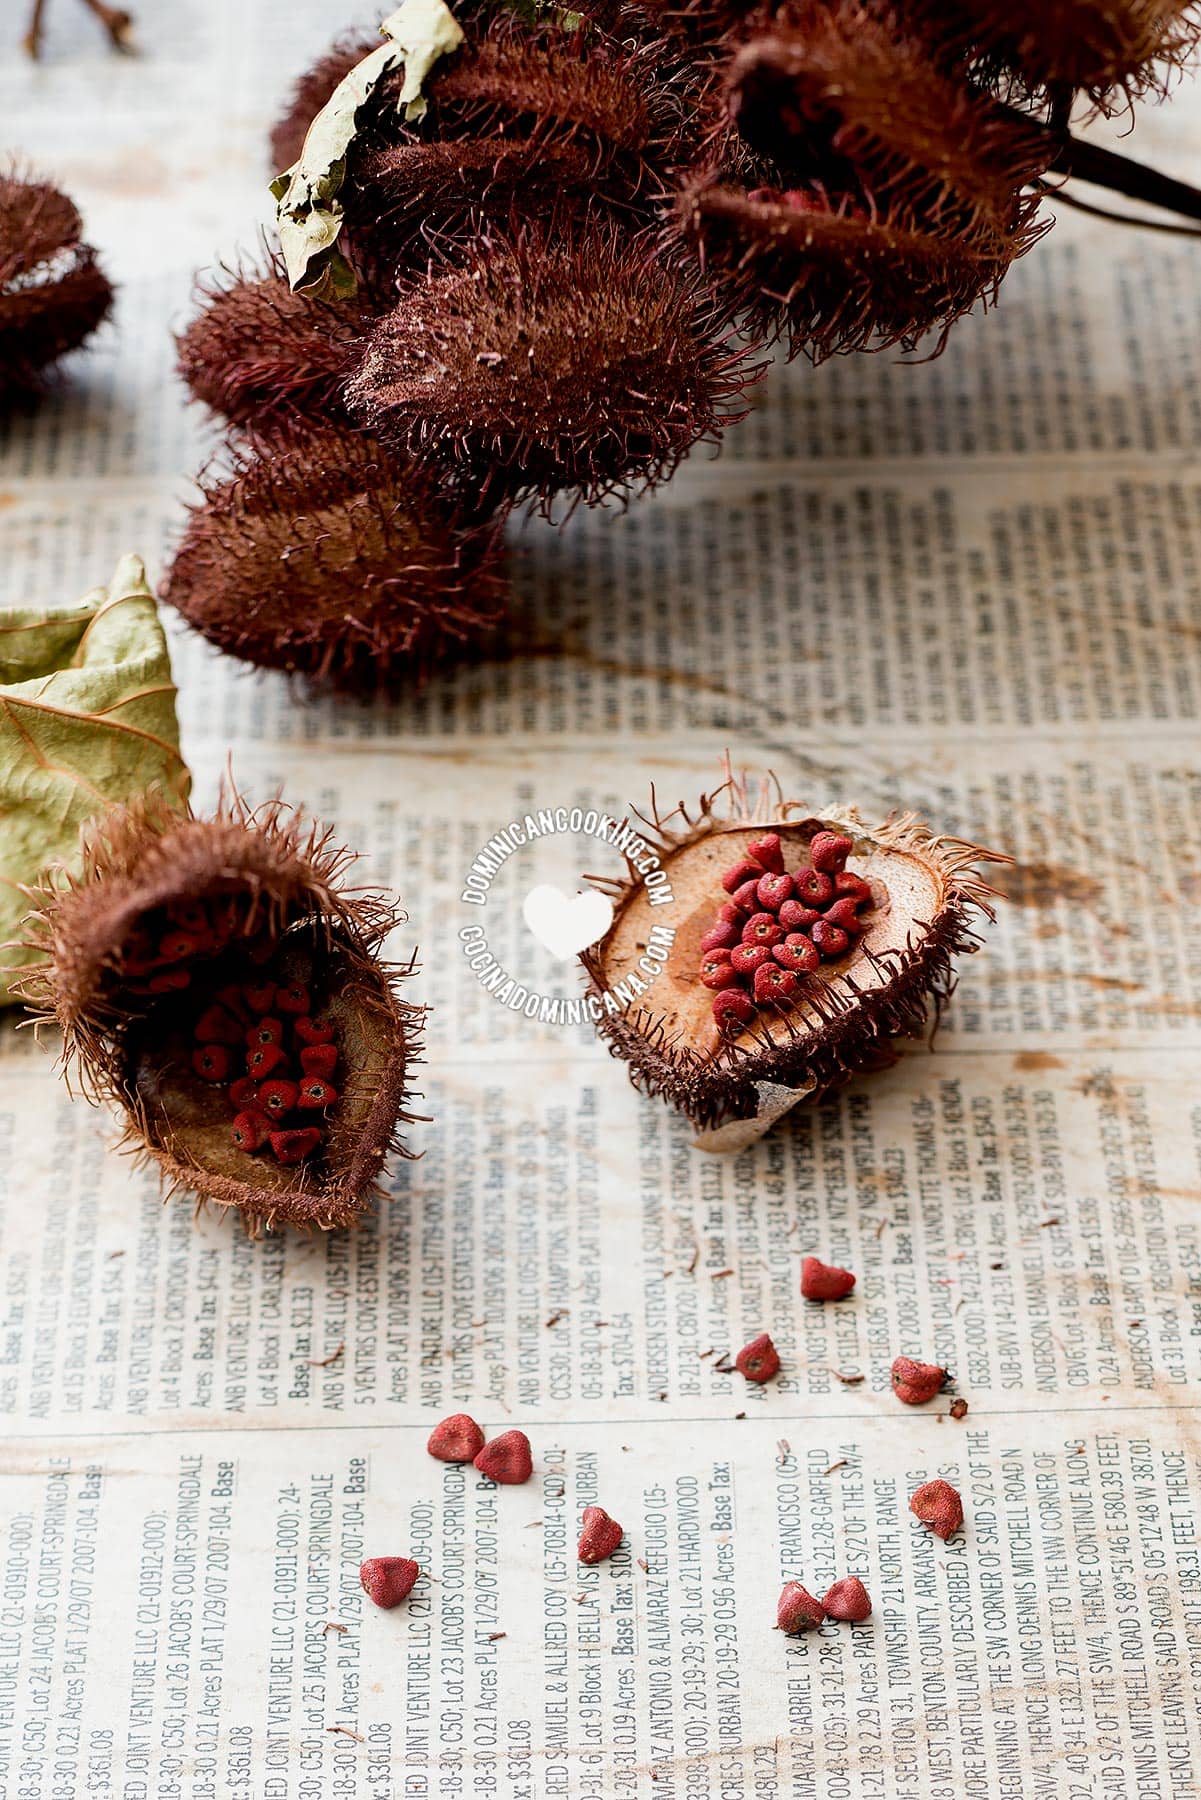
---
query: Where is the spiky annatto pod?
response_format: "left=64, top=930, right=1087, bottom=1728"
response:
left=348, top=226, right=761, bottom=508
left=675, top=0, right=1052, bottom=355
left=176, top=254, right=372, bottom=432
left=0, top=172, right=113, bottom=411
left=163, top=428, right=507, bottom=694
left=923, top=0, right=1201, bottom=110
left=15, top=794, right=424, bottom=1234
left=351, top=12, right=701, bottom=262
left=581, top=778, right=1005, bottom=1131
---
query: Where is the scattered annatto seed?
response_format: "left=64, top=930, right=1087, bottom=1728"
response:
left=891, top=1356, right=950, bottom=1406
left=756, top=872, right=793, bottom=910
left=772, top=936, right=819, bottom=973
left=834, top=872, right=873, bottom=905
left=716, top=901, right=745, bottom=926
left=160, top=929, right=202, bottom=961
left=735, top=1332, right=780, bottom=1383
left=577, top=1506, right=624, bottom=1564
left=228, top=1076, right=260, bottom=1110
left=231, top=1110, right=270, bottom=1152
left=473, top=1430, right=533, bottom=1485
left=298, top=1077, right=338, bottom=1110
left=746, top=833, right=784, bottom=872
left=801, top=1257, right=856, bottom=1301
left=700, top=953, right=739, bottom=991
left=247, top=1017, right=284, bottom=1049
left=778, top=900, right=820, bottom=931
left=949, top=1397, right=969, bottom=1421
left=823, top=896, right=865, bottom=934
left=811, top=919, right=850, bottom=959
left=909, top=1479, right=964, bottom=1540
left=722, top=859, right=765, bottom=895
left=259, top=1079, right=299, bottom=1119
left=270, top=1127, right=322, bottom=1164
left=822, top=1577, right=872, bottom=1622
left=300, top=1042, right=339, bottom=1079
left=191, top=1045, right=231, bottom=1082
left=294, top=1015, right=336, bottom=1044
left=712, top=988, right=755, bottom=1033
left=730, top=943, right=773, bottom=975
left=777, top=1582, right=825, bottom=1633
left=700, top=921, right=738, bottom=954
left=809, top=832, right=853, bottom=873
left=795, top=868, right=834, bottom=907
left=246, top=1042, right=286, bottom=1079
left=195, top=1004, right=242, bottom=1045
left=427, top=1413, right=486, bottom=1463
left=243, top=980, right=276, bottom=1013
left=753, top=962, right=798, bottom=1004
left=359, top=1557, right=419, bottom=1609
left=742, top=912, right=784, bottom=947
left=275, top=981, right=310, bottom=1015
left=731, top=877, right=763, bottom=911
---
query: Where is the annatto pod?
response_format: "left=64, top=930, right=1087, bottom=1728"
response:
left=0, top=170, right=113, bottom=412
left=15, top=793, right=423, bottom=1233
left=581, top=772, right=1005, bottom=1142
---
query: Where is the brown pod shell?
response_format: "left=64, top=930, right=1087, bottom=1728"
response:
left=0, top=171, right=113, bottom=411
left=15, top=793, right=424, bottom=1233
left=163, top=427, right=507, bottom=695
left=176, top=252, right=372, bottom=432
left=348, top=225, right=762, bottom=509
left=582, top=772, right=1006, bottom=1131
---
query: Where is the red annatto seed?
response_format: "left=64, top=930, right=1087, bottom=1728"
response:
left=734, top=1332, right=780, bottom=1382
left=242, top=980, right=276, bottom=1013
left=216, top=983, right=250, bottom=1020
left=777, top=1582, right=825, bottom=1633
left=778, top=900, right=821, bottom=932
left=729, top=878, right=760, bottom=912
left=801, top=1257, right=856, bottom=1301
left=730, top=943, right=773, bottom=975
left=712, top=989, right=756, bottom=1033
left=773, top=936, right=820, bottom=974
left=746, top=832, right=785, bottom=873
left=811, top=920, right=850, bottom=959
left=822, top=1578, right=872, bottom=1622
left=360, top=1557, right=419, bottom=1609
left=823, top=897, right=864, bottom=934
left=167, top=899, right=210, bottom=934
left=230, top=1110, right=270, bottom=1152
left=700, top=921, right=739, bottom=954
left=473, top=1430, right=533, bottom=1485
left=809, top=832, right=853, bottom=874
left=427, top=1413, right=486, bottom=1462
left=228, top=1076, right=261, bottom=1110
left=299, top=1043, right=338, bottom=1079
left=259, top=1079, right=299, bottom=1119
left=577, top=1506, right=624, bottom=1564
left=195, top=1005, right=243, bottom=1045
left=910, top=1479, right=964, bottom=1541
left=717, top=902, right=745, bottom=926
left=275, top=982, right=310, bottom=1015
left=298, top=1077, right=338, bottom=1110
left=294, top=1015, right=336, bottom=1045
left=756, top=872, right=793, bottom=911
left=753, top=962, right=799, bottom=1004
left=269, top=1127, right=322, bottom=1164
left=145, top=970, right=192, bottom=993
left=159, top=929, right=202, bottom=961
left=742, top=913, right=784, bottom=947
left=245, top=1043, right=286, bottom=1080
left=795, top=869, right=835, bottom=907
left=721, top=858, right=765, bottom=895
left=191, top=1045, right=231, bottom=1082
left=700, top=955, right=739, bottom=991
left=247, top=1017, right=284, bottom=1049
left=891, top=1357, right=950, bottom=1405
left=834, top=871, right=873, bottom=906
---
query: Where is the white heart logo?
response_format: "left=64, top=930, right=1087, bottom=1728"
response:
left=522, top=884, right=614, bottom=961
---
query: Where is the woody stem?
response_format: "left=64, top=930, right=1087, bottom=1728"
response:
left=1048, top=130, right=1201, bottom=225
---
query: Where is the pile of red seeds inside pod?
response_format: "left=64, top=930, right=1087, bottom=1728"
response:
left=189, top=964, right=340, bottom=1167
left=698, top=830, right=874, bottom=1034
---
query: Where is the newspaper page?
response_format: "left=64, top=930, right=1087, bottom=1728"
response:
left=2, top=3, right=1201, bottom=1795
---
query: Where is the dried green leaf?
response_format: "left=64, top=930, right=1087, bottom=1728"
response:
left=0, top=553, right=190, bottom=1004
left=271, top=0, right=465, bottom=299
